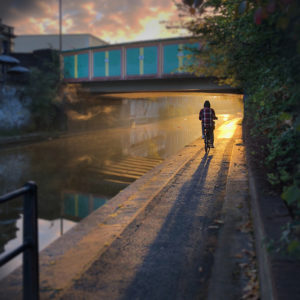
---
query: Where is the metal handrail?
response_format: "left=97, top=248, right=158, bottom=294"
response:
left=0, top=181, right=39, bottom=300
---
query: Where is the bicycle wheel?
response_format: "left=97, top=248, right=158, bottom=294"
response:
left=204, top=131, right=210, bottom=153
left=206, top=137, right=210, bottom=153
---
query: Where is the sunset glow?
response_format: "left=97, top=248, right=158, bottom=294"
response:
left=1, top=0, right=187, bottom=44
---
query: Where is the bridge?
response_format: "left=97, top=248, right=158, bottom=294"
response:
left=62, top=37, right=241, bottom=94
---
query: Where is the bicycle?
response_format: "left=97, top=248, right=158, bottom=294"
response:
left=203, top=127, right=211, bottom=154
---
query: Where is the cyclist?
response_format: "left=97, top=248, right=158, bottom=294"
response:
left=199, top=100, right=218, bottom=148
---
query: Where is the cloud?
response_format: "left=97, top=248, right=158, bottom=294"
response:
left=1, top=0, right=187, bottom=43
left=1, top=0, right=41, bottom=22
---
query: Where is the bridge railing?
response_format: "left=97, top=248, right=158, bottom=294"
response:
left=0, top=182, right=39, bottom=300
left=62, top=37, right=200, bottom=83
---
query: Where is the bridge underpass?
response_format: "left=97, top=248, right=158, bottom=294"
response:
left=77, top=77, right=241, bottom=95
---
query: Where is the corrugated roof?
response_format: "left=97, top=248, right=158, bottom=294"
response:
left=62, top=36, right=197, bottom=54
left=15, top=33, right=107, bottom=44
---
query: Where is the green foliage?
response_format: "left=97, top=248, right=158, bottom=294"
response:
left=25, top=51, right=63, bottom=130
left=279, top=222, right=300, bottom=257
left=177, top=0, right=300, bottom=254
left=282, top=185, right=300, bottom=206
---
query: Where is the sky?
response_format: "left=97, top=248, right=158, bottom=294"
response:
left=1, top=0, right=188, bottom=44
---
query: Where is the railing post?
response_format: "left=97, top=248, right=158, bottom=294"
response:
left=23, top=181, right=39, bottom=300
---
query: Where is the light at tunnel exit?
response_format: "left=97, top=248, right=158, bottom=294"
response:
left=216, top=118, right=240, bottom=139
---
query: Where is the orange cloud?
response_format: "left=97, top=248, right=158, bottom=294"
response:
left=82, top=3, right=96, bottom=16
left=5, top=0, right=187, bottom=43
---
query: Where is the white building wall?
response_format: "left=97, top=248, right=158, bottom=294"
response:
left=89, top=35, right=106, bottom=48
left=14, top=34, right=107, bottom=53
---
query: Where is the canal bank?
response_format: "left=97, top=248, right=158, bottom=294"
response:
left=0, top=119, right=254, bottom=299
left=0, top=119, right=298, bottom=299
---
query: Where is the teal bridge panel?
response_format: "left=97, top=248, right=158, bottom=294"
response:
left=62, top=37, right=200, bottom=82
left=93, top=49, right=121, bottom=78
left=126, top=46, right=158, bottom=76
left=109, top=49, right=122, bottom=77
left=163, top=42, right=198, bottom=74
left=93, top=51, right=106, bottom=77
left=63, top=52, right=89, bottom=79
left=126, top=47, right=140, bottom=76
left=163, top=44, right=178, bottom=75
left=63, top=55, right=74, bottom=79
left=63, top=193, right=107, bottom=220
left=77, top=53, right=89, bottom=78
left=144, top=46, right=158, bottom=75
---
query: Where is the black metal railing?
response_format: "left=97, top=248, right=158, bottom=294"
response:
left=0, top=181, right=39, bottom=300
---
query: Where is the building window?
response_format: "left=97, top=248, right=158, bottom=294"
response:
left=2, top=40, right=9, bottom=54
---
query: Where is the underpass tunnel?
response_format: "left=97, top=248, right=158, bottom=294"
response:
left=64, top=90, right=244, bottom=136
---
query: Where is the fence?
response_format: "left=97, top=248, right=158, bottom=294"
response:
left=0, top=181, right=39, bottom=300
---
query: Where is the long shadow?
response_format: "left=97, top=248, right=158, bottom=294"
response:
left=120, top=153, right=216, bottom=300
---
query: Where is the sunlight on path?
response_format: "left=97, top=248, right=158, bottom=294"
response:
left=216, top=118, right=241, bottom=139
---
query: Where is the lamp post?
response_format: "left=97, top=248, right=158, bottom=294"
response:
left=59, top=0, right=62, bottom=53
left=59, top=0, right=63, bottom=79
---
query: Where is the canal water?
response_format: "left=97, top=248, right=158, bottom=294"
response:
left=0, top=92, right=243, bottom=279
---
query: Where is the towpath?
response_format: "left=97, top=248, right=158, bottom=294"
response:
left=58, top=118, right=254, bottom=300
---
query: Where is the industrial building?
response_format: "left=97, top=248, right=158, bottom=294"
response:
left=14, top=34, right=108, bottom=53
left=0, top=19, right=15, bottom=54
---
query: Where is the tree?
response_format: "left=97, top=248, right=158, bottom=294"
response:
left=25, top=51, right=64, bottom=130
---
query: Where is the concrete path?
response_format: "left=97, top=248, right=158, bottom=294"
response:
left=57, top=119, right=252, bottom=300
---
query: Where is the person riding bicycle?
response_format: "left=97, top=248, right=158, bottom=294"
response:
left=199, top=100, right=218, bottom=148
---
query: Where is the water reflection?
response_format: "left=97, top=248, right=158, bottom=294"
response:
left=0, top=198, right=22, bottom=255
left=0, top=216, right=76, bottom=280
left=0, top=93, right=243, bottom=279
left=63, top=192, right=107, bottom=221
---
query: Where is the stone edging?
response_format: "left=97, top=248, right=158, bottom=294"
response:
left=246, top=149, right=300, bottom=300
